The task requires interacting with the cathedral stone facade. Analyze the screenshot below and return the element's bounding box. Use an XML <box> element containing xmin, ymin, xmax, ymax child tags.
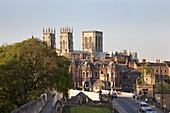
<box><xmin>82</xmin><ymin>30</ymin><xmax>103</xmax><ymax>53</ymax></box>
<box><xmin>60</xmin><ymin>27</ymin><xmax>73</xmax><ymax>54</ymax></box>
<box><xmin>43</xmin><ymin>28</ymin><xmax>56</xmax><ymax>49</ymax></box>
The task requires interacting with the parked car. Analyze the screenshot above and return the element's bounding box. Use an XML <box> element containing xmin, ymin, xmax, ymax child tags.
<box><xmin>145</xmin><ymin>108</ymin><xmax>157</xmax><ymax>113</ymax></box>
<box><xmin>139</xmin><ymin>102</ymin><xmax>148</xmax><ymax>112</ymax></box>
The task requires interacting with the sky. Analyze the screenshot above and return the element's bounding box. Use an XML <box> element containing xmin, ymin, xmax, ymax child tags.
<box><xmin>0</xmin><ymin>0</ymin><xmax>170</xmax><ymax>62</ymax></box>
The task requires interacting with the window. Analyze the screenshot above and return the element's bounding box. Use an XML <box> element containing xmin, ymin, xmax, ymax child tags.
<box><xmin>85</xmin><ymin>37</ymin><xmax>87</xmax><ymax>48</ymax></box>
<box><xmin>160</xmin><ymin>70</ymin><xmax>162</xmax><ymax>73</ymax></box>
<box><xmin>101</xmin><ymin>71</ymin><xmax>103</xmax><ymax>74</ymax></box>
<box><xmin>96</xmin><ymin>64</ymin><xmax>100</xmax><ymax>68</ymax></box>
<box><xmin>86</xmin><ymin>72</ymin><xmax>89</xmax><ymax>78</ymax></box>
<box><xmin>82</xmin><ymin>72</ymin><xmax>85</xmax><ymax>77</ymax></box>
<box><xmin>98</xmin><ymin>64</ymin><xmax>100</xmax><ymax>68</ymax></box>
<box><xmin>95</xmin><ymin>72</ymin><xmax>98</xmax><ymax>77</ymax></box>
<box><xmin>87</xmin><ymin>64</ymin><xmax>90</xmax><ymax>67</ymax></box>
<box><xmin>89</xmin><ymin>37</ymin><xmax>92</xmax><ymax>48</ymax></box>
<box><xmin>156</xmin><ymin>70</ymin><xmax>158</xmax><ymax>73</ymax></box>
<box><xmin>165</xmin><ymin>70</ymin><xmax>166</xmax><ymax>73</ymax></box>
<box><xmin>111</xmin><ymin>72</ymin><xmax>115</xmax><ymax>77</ymax></box>
<box><xmin>63</xmin><ymin>40</ymin><xmax>65</xmax><ymax>49</ymax></box>
<box><xmin>112</xmin><ymin>65</ymin><xmax>115</xmax><ymax>68</ymax></box>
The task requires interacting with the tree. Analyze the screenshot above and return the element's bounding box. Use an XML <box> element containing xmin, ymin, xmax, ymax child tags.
<box><xmin>157</xmin><ymin>82</ymin><xmax>170</xmax><ymax>93</ymax></box>
<box><xmin>137</xmin><ymin>65</ymin><xmax>154</xmax><ymax>85</ymax></box>
<box><xmin>0</xmin><ymin>38</ymin><xmax>72</xmax><ymax>112</ymax></box>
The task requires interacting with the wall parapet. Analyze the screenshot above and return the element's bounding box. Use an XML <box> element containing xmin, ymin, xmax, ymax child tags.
<box><xmin>11</xmin><ymin>93</ymin><xmax>48</xmax><ymax>113</ymax></box>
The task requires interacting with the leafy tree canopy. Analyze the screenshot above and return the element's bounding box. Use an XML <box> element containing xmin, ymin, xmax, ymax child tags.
<box><xmin>0</xmin><ymin>38</ymin><xmax>72</xmax><ymax>112</ymax></box>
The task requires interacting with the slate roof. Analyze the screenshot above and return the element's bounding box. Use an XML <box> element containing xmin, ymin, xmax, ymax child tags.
<box><xmin>94</xmin><ymin>59</ymin><xmax>112</xmax><ymax>66</ymax></box>
<box><xmin>128</xmin><ymin>70</ymin><xmax>141</xmax><ymax>74</ymax></box>
<box><xmin>164</xmin><ymin>61</ymin><xmax>170</xmax><ymax>67</ymax></box>
<box><xmin>150</xmin><ymin>63</ymin><xmax>167</xmax><ymax>66</ymax></box>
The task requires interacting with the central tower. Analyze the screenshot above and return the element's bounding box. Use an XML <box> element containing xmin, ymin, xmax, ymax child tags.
<box><xmin>82</xmin><ymin>30</ymin><xmax>103</xmax><ymax>53</ymax></box>
<box><xmin>60</xmin><ymin>26</ymin><xmax>73</xmax><ymax>54</ymax></box>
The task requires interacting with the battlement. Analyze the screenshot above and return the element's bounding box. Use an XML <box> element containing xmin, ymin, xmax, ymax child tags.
<box><xmin>60</xmin><ymin>26</ymin><xmax>73</xmax><ymax>33</ymax></box>
<box><xmin>43</xmin><ymin>27</ymin><xmax>56</xmax><ymax>35</ymax></box>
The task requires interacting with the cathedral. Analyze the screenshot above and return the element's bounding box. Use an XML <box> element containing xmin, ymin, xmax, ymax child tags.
<box><xmin>43</xmin><ymin>27</ymin><xmax>103</xmax><ymax>59</ymax></box>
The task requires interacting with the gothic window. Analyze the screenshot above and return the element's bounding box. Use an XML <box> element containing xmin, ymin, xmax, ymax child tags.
<box><xmin>85</xmin><ymin>37</ymin><xmax>87</xmax><ymax>49</ymax></box>
<box><xmin>63</xmin><ymin>40</ymin><xmax>65</xmax><ymax>49</ymax></box>
<box><xmin>95</xmin><ymin>37</ymin><xmax>98</xmax><ymax>50</ymax></box>
<box><xmin>89</xmin><ymin>37</ymin><xmax>92</xmax><ymax>48</ymax></box>
<box><xmin>101</xmin><ymin>71</ymin><xmax>103</xmax><ymax>74</ymax></box>
<box><xmin>66</xmin><ymin>42</ymin><xmax>67</xmax><ymax>49</ymax></box>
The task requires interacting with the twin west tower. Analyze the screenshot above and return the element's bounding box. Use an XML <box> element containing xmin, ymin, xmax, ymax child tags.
<box><xmin>43</xmin><ymin>27</ymin><xmax>103</xmax><ymax>55</ymax></box>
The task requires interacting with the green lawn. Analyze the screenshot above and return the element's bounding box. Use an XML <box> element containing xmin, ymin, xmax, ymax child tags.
<box><xmin>69</xmin><ymin>106</ymin><xmax>111</xmax><ymax>113</ymax></box>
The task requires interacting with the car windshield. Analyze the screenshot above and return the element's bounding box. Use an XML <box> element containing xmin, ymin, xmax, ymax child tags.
<box><xmin>141</xmin><ymin>104</ymin><xmax>148</xmax><ymax>107</ymax></box>
<box><xmin>146</xmin><ymin>109</ymin><xmax>153</xmax><ymax>111</ymax></box>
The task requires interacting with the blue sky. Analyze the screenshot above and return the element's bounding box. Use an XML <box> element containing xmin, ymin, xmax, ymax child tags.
<box><xmin>0</xmin><ymin>0</ymin><xmax>170</xmax><ymax>62</ymax></box>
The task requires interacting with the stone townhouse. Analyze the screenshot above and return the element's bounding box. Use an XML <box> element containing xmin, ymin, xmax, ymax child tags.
<box><xmin>69</xmin><ymin>59</ymin><xmax>117</xmax><ymax>91</ymax></box>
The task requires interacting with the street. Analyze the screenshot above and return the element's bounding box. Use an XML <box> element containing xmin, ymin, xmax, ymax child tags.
<box><xmin>113</xmin><ymin>97</ymin><xmax>164</xmax><ymax>113</ymax></box>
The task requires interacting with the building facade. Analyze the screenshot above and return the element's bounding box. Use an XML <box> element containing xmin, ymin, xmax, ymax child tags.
<box><xmin>43</xmin><ymin>28</ymin><xmax>56</xmax><ymax>49</ymax></box>
<box><xmin>60</xmin><ymin>27</ymin><xmax>73</xmax><ymax>54</ymax></box>
<box><xmin>82</xmin><ymin>30</ymin><xmax>103</xmax><ymax>53</ymax></box>
<box><xmin>69</xmin><ymin>59</ymin><xmax>117</xmax><ymax>91</ymax></box>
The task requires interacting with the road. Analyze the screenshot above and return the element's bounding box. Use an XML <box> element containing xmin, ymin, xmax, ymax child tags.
<box><xmin>113</xmin><ymin>97</ymin><xmax>163</xmax><ymax>113</ymax></box>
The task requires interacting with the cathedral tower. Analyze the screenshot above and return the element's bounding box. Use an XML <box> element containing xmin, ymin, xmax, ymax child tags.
<box><xmin>60</xmin><ymin>26</ymin><xmax>73</xmax><ymax>54</ymax></box>
<box><xmin>82</xmin><ymin>30</ymin><xmax>103</xmax><ymax>53</ymax></box>
<box><xmin>43</xmin><ymin>27</ymin><xmax>56</xmax><ymax>49</ymax></box>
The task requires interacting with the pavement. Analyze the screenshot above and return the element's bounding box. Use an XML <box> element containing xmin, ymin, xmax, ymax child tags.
<box><xmin>40</xmin><ymin>100</ymin><xmax>53</xmax><ymax>113</ymax></box>
<box><xmin>128</xmin><ymin>97</ymin><xmax>164</xmax><ymax>113</ymax></box>
<box><xmin>112</xmin><ymin>97</ymin><xmax>164</xmax><ymax>113</ymax></box>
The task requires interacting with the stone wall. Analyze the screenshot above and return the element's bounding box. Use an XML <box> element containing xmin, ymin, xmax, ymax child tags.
<box><xmin>155</xmin><ymin>93</ymin><xmax>170</xmax><ymax>110</ymax></box>
<box><xmin>11</xmin><ymin>93</ymin><xmax>48</xmax><ymax>113</ymax></box>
